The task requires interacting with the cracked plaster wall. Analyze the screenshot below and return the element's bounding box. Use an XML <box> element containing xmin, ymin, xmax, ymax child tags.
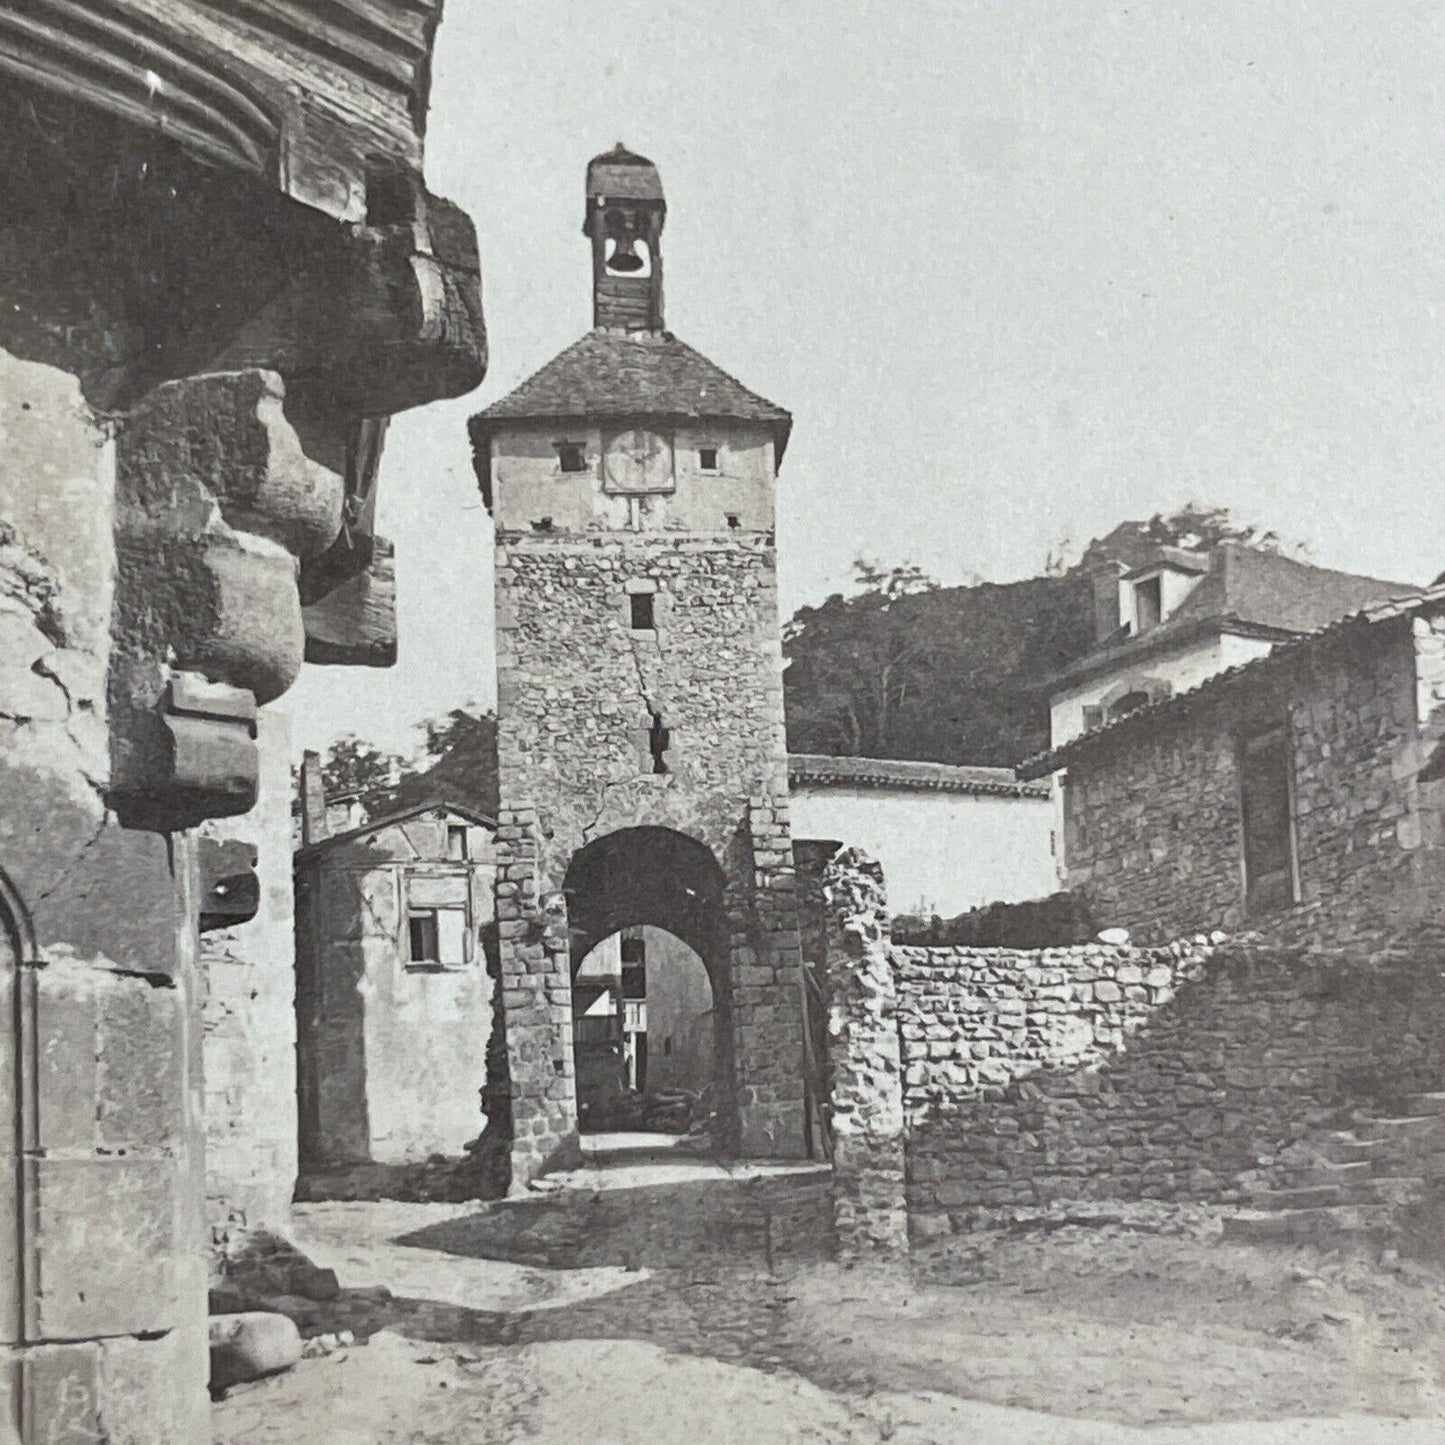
<box><xmin>296</xmin><ymin>815</ymin><xmax>496</xmax><ymax>1169</ymax></box>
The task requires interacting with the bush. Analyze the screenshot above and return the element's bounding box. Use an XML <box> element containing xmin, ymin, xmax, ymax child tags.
<box><xmin>893</xmin><ymin>891</ymin><xmax>1097</xmax><ymax>948</ymax></box>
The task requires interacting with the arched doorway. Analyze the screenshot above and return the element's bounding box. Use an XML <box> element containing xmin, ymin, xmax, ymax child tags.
<box><xmin>571</xmin><ymin>925</ymin><xmax>715</xmax><ymax>1131</ymax></box>
<box><xmin>563</xmin><ymin>827</ymin><xmax>733</xmax><ymax>1141</ymax></box>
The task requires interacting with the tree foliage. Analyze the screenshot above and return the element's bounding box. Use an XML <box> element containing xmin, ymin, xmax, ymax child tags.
<box><xmin>784</xmin><ymin>559</ymin><xmax>1095</xmax><ymax>764</ymax></box>
<box><xmin>300</xmin><ymin>705</ymin><xmax>500</xmax><ymax>822</ymax></box>
<box><xmin>317</xmin><ymin>735</ymin><xmax>400</xmax><ymax>800</ymax></box>
<box><xmin>784</xmin><ymin>505</ymin><xmax>1296</xmax><ymax>767</ymax></box>
<box><xmin>392</xmin><ymin>706</ymin><xmax>499</xmax><ymax>816</ymax></box>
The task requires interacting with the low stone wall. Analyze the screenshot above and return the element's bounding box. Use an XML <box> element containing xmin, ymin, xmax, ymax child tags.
<box><xmin>895</xmin><ymin>939</ymin><xmax>1445</xmax><ymax>1229</ymax></box>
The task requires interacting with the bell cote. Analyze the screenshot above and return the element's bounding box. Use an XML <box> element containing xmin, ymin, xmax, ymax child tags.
<box><xmin>585</xmin><ymin>143</ymin><xmax>666</xmax><ymax>332</ymax></box>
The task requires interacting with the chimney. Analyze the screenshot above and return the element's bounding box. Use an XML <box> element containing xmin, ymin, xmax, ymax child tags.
<box><xmin>300</xmin><ymin>750</ymin><xmax>329</xmax><ymax>846</ymax></box>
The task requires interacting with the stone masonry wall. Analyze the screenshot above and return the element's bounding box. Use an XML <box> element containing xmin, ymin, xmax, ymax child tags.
<box><xmin>494</xmin><ymin>530</ymin><xmax>806</xmax><ymax>1181</ymax></box>
<box><xmin>493</xmin><ymin>805</ymin><xmax>578</xmax><ymax>1186</ymax></box>
<box><xmin>495</xmin><ymin>533</ymin><xmax>792</xmax><ymax>857</ymax></box>
<box><xmin>199</xmin><ymin>709</ymin><xmax>296</xmax><ymax>1268</ymax></box>
<box><xmin>895</xmin><ymin>939</ymin><xmax>1445</xmax><ymax>1230</ymax></box>
<box><xmin>0</xmin><ymin>357</ymin><xmax>209</xmax><ymax>1440</ymax></box>
<box><xmin>820</xmin><ymin>848</ymin><xmax>907</xmax><ymax>1257</ymax></box>
<box><xmin>1063</xmin><ymin>619</ymin><xmax>1441</xmax><ymax>949</ymax></box>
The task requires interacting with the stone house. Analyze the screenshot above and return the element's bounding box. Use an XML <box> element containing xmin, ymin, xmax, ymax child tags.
<box><xmin>787</xmin><ymin>754</ymin><xmax>1056</xmax><ymax>916</ymax></box>
<box><xmin>1023</xmin><ymin>586</ymin><xmax>1445</xmax><ymax>947</ymax></box>
<box><xmin>294</xmin><ymin>801</ymin><xmax>498</xmax><ymax>1171</ymax></box>
<box><xmin>1048</xmin><ymin>542</ymin><xmax>1418</xmax><ymax>749</ymax></box>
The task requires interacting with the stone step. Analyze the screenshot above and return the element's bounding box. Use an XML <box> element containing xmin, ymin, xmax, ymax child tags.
<box><xmin>1352</xmin><ymin>1113</ymin><xmax>1445</xmax><ymax>1139</ymax></box>
<box><xmin>1280</xmin><ymin>1159</ymin><xmax>1375</xmax><ymax>1187</ymax></box>
<box><xmin>1253</xmin><ymin>1178</ymin><xmax>1424</xmax><ymax>1211</ymax></box>
<box><xmin>1321</xmin><ymin>1134</ymin><xmax>1393</xmax><ymax>1164</ymax></box>
<box><xmin>1399</xmin><ymin>1092</ymin><xmax>1445</xmax><ymax>1118</ymax></box>
<box><xmin>1374</xmin><ymin>1149</ymin><xmax>1445</xmax><ymax>1180</ymax></box>
<box><xmin>1223</xmin><ymin>1205</ymin><xmax>1394</xmax><ymax>1245</ymax></box>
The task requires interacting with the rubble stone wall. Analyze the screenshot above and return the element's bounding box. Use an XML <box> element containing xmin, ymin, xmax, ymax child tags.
<box><xmin>1062</xmin><ymin>618</ymin><xmax>1445</xmax><ymax>949</ymax></box>
<box><xmin>495</xmin><ymin>533</ymin><xmax>792</xmax><ymax>857</ymax></box>
<box><xmin>894</xmin><ymin>939</ymin><xmax>1445</xmax><ymax>1229</ymax></box>
<box><xmin>819</xmin><ymin>848</ymin><xmax>907</xmax><ymax>1257</ymax></box>
<box><xmin>199</xmin><ymin>710</ymin><xmax>297</xmax><ymax>1265</ymax></box>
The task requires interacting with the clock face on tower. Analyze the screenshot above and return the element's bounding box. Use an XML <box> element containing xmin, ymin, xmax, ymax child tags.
<box><xmin>602</xmin><ymin>428</ymin><xmax>675</xmax><ymax>494</ymax></box>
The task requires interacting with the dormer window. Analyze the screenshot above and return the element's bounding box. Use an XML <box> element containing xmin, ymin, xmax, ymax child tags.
<box><xmin>555</xmin><ymin>441</ymin><xmax>587</xmax><ymax>473</ymax></box>
<box><xmin>698</xmin><ymin>445</ymin><xmax>719</xmax><ymax>472</ymax></box>
<box><xmin>1133</xmin><ymin>575</ymin><xmax>1163</xmax><ymax>633</ymax></box>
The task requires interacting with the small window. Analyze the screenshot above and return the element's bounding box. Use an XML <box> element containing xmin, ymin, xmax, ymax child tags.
<box><xmin>726</xmin><ymin>513</ymin><xmax>741</xmax><ymax>530</ymax></box>
<box><xmin>620</xmin><ymin>935</ymin><xmax>645</xmax><ymax>966</ymax></box>
<box><xmin>555</xmin><ymin>442</ymin><xmax>586</xmax><ymax>473</ymax></box>
<box><xmin>408</xmin><ymin>908</ymin><xmax>468</xmax><ymax>967</ymax></box>
<box><xmin>446</xmin><ymin>825</ymin><xmax>468</xmax><ymax>861</ymax></box>
<box><xmin>408</xmin><ymin>912</ymin><xmax>438</xmax><ymax>963</ymax></box>
<box><xmin>698</xmin><ymin>446</ymin><xmax>719</xmax><ymax>472</ymax></box>
<box><xmin>1134</xmin><ymin>576</ymin><xmax>1163</xmax><ymax>632</ymax></box>
<box><xmin>629</xmin><ymin>593</ymin><xmax>655</xmax><ymax>630</ymax></box>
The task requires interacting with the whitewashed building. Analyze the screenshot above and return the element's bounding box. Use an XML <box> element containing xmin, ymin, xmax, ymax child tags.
<box><xmin>787</xmin><ymin>754</ymin><xmax>1056</xmax><ymax>917</ymax></box>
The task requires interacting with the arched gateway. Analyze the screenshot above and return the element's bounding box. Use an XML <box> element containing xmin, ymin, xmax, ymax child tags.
<box><xmin>474</xmin><ymin>147</ymin><xmax>811</xmax><ymax>1185</ymax></box>
<box><xmin>565</xmin><ymin>827</ymin><xmax>732</xmax><ymax>1134</ymax></box>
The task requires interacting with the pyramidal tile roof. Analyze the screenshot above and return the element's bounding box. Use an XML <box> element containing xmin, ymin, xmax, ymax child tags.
<box><xmin>469</xmin><ymin>329</ymin><xmax>793</xmax><ymax>461</ymax></box>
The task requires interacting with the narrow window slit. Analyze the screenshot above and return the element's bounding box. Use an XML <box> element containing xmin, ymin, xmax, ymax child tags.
<box><xmin>630</xmin><ymin>592</ymin><xmax>655</xmax><ymax>630</ymax></box>
<box><xmin>648</xmin><ymin>711</ymin><xmax>670</xmax><ymax>774</ymax></box>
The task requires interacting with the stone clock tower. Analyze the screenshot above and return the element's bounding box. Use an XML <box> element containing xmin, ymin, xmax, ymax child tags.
<box><xmin>470</xmin><ymin>146</ymin><xmax>810</xmax><ymax>1185</ymax></box>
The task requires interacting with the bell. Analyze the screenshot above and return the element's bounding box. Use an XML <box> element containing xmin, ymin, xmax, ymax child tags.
<box><xmin>607</xmin><ymin>235</ymin><xmax>645</xmax><ymax>273</ymax></box>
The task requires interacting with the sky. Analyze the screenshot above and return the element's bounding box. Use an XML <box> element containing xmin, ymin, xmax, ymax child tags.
<box><xmin>284</xmin><ymin>0</ymin><xmax>1445</xmax><ymax>757</ymax></box>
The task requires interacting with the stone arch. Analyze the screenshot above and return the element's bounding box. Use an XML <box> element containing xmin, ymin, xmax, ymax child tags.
<box><xmin>1099</xmin><ymin>675</ymin><xmax>1172</xmax><ymax>725</ymax></box>
<box><xmin>563</xmin><ymin>827</ymin><xmax>735</xmax><ymax>1138</ymax></box>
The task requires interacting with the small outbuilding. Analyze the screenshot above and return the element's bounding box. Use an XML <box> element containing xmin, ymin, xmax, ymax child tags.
<box><xmin>294</xmin><ymin>799</ymin><xmax>497</xmax><ymax>1171</ymax></box>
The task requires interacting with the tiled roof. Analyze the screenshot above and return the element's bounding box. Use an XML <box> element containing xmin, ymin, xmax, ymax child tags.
<box><xmin>296</xmin><ymin>798</ymin><xmax>495</xmax><ymax>860</ymax></box>
<box><xmin>469</xmin><ymin>329</ymin><xmax>793</xmax><ymax>461</ymax></box>
<box><xmin>788</xmin><ymin>754</ymin><xmax>1049</xmax><ymax>799</ymax></box>
<box><xmin>1050</xmin><ymin>544</ymin><xmax>1420</xmax><ymax>691</ymax></box>
<box><xmin>586</xmin><ymin>144</ymin><xmax>665</xmax><ymax>206</ymax></box>
<box><xmin>1022</xmin><ymin>584</ymin><xmax>1445</xmax><ymax>778</ymax></box>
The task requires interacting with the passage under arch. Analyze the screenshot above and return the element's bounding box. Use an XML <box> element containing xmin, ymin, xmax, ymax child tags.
<box><xmin>563</xmin><ymin>826</ymin><xmax>726</xmax><ymax>973</ymax></box>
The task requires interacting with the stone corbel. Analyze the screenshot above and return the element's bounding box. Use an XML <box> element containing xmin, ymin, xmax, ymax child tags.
<box><xmin>108</xmin><ymin>370</ymin><xmax>343</xmax><ymax>829</ymax></box>
<box><xmin>197</xmin><ymin>835</ymin><xmax>261</xmax><ymax>933</ymax></box>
